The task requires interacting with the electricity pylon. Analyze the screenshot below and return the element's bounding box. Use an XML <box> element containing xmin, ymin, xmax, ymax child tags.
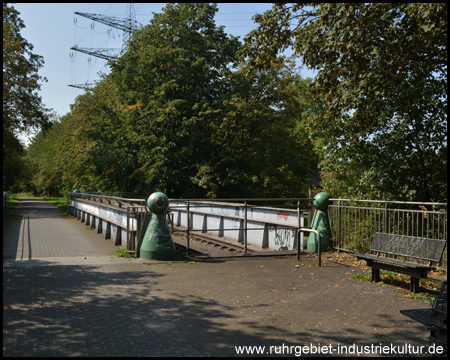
<box><xmin>69</xmin><ymin>4</ymin><xmax>139</xmax><ymax>89</ymax></box>
<box><xmin>70</xmin><ymin>46</ymin><xmax>120</xmax><ymax>61</ymax></box>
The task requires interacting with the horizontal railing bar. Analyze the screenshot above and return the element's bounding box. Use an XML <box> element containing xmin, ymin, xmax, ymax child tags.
<box><xmin>169</xmin><ymin>197</ymin><xmax>313</xmax><ymax>202</ymax></box>
<box><xmin>71</xmin><ymin>192</ymin><xmax>146</xmax><ymax>203</ymax></box>
<box><xmin>171</xmin><ymin>209</ymin><xmax>301</xmax><ymax>227</ymax></box>
<box><xmin>179</xmin><ymin>226</ymin><xmax>299</xmax><ymax>232</ymax></box>
<box><xmin>169</xmin><ymin>204</ymin><xmax>309</xmax><ymax>211</ymax></box>
<box><xmin>329</xmin><ymin>205</ymin><xmax>447</xmax><ymax>215</ymax></box>
<box><xmin>330</xmin><ymin>198</ymin><xmax>447</xmax><ymax>206</ymax></box>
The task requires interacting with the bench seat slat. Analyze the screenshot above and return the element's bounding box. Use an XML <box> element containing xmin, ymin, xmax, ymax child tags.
<box><xmin>354</xmin><ymin>253</ymin><xmax>432</xmax><ymax>269</ymax></box>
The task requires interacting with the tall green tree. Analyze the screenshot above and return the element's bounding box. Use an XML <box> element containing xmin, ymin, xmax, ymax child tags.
<box><xmin>243</xmin><ymin>3</ymin><xmax>447</xmax><ymax>201</ymax></box>
<box><xmin>194</xmin><ymin>59</ymin><xmax>319</xmax><ymax>198</ymax></box>
<box><xmin>24</xmin><ymin>3</ymin><xmax>321</xmax><ymax>199</ymax></box>
<box><xmin>110</xmin><ymin>3</ymin><xmax>242</xmax><ymax>197</ymax></box>
<box><xmin>3</xmin><ymin>3</ymin><xmax>49</xmax><ymax>190</ymax></box>
<box><xmin>27</xmin><ymin>77</ymin><xmax>124</xmax><ymax>196</ymax></box>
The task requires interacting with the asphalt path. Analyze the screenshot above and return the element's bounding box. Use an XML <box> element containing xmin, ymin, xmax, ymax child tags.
<box><xmin>3</xmin><ymin>198</ymin><xmax>438</xmax><ymax>357</ymax></box>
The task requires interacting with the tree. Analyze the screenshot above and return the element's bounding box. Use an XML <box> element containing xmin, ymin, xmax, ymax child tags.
<box><xmin>27</xmin><ymin>78</ymin><xmax>124</xmax><ymax>196</ymax></box>
<box><xmin>3</xmin><ymin>3</ymin><xmax>49</xmax><ymax>190</ymax></box>
<box><xmin>243</xmin><ymin>3</ymin><xmax>447</xmax><ymax>201</ymax></box>
<box><xmin>110</xmin><ymin>3</ymin><xmax>242</xmax><ymax>197</ymax></box>
<box><xmin>194</xmin><ymin>60</ymin><xmax>319</xmax><ymax>198</ymax></box>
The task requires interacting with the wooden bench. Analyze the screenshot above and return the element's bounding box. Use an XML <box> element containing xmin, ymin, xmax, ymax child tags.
<box><xmin>353</xmin><ymin>232</ymin><xmax>447</xmax><ymax>293</ymax></box>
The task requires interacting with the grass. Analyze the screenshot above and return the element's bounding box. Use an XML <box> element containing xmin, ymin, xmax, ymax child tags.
<box><xmin>352</xmin><ymin>269</ymin><xmax>438</xmax><ymax>300</ymax></box>
<box><xmin>42</xmin><ymin>196</ymin><xmax>69</xmax><ymax>215</ymax></box>
<box><xmin>7</xmin><ymin>197</ymin><xmax>19</xmax><ymax>212</ymax></box>
<box><xmin>115</xmin><ymin>247</ymin><xmax>134</xmax><ymax>258</ymax></box>
<box><xmin>8</xmin><ymin>193</ymin><xmax>70</xmax><ymax>215</ymax></box>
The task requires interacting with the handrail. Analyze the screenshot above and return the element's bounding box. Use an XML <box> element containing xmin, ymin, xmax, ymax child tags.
<box><xmin>70</xmin><ymin>192</ymin><xmax>146</xmax><ymax>207</ymax></box>
<box><xmin>330</xmin><ymin>198</ymin><xmax>447</xmax><ymax>206</ymax></box>
<box><xmin>297</xmin><ymin>228</ymin><xmax>321</xmax><ymax>266</ymax></box>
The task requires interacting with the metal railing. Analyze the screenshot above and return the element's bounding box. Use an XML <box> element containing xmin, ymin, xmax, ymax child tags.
<box><xmin>126</xmin><ymin>205</ymin><xmax>151</xmax><ymax>257</ymax></box>
<box><xmin>168</xmin><ymin>197</ymin><xmax>313</xmax><ymax>251</ymax></box>
<box><xmin>68</xmin><ymin>192</ymin><xmax>447</xmax><ymax>270</ymax></box>
<box><xmin>329</xmin><ymin>199</ymin><xmax>447</xmax><ymax>270</ymax></box>
<box><xmin>69</xmin><ymin>192</ymin><xmax>146</xmax><ymax>208</ymax></box>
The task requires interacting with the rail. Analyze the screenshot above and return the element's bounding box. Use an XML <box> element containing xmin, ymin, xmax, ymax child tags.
<box><xmin>68</xmin><ymin>193</ymin><xmax>447</xmax><ymax>270</ymax></box>
<box><xmin>328</xmin><ymin>199</ymin><xmax>447</xmax><ymax>271</ymax></box>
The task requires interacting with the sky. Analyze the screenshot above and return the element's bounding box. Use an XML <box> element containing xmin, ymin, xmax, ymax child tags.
<box><xmin>12</xmin><ymin>3</ymin><xmax>316</xmax><ymax>145</ymax></box>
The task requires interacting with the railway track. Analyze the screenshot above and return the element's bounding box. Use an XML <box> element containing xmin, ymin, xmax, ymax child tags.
<box><xmin>171</xmin><ymin>226</ymin><xmax>297</xmax><ymax>259</ymax></box>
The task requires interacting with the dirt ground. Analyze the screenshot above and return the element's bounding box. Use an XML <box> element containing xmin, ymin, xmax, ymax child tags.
<box><xmin>322</xmin><ymin>250</ymin><xmax>447</xmax><ymax>298</ymax></box>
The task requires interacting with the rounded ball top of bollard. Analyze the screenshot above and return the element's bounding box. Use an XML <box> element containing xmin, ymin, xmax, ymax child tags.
<box><xmin>313</xmin><ymin>192</ymin><xmax>331</xmax><ymax>211</ymax></box>
<box><xmin>147</xmin><ymin>192</ymin><xmax>169</xmax><ymax>215</ymax></box>
<box><xmin>73</xmin><ymin>189</ymin><xmax>81</xmax><ymax>193</ymax></box>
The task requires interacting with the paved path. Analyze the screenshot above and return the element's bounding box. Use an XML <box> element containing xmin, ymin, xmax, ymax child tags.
<box><xmin>3</xmin><ymin>198</ymin><xmax>439</xmax><ymax>357</ymax></box>
<box><xmin>3</xmin><ymin>198</ymin><xmax>116</xmax><ymax>261</ymax></box>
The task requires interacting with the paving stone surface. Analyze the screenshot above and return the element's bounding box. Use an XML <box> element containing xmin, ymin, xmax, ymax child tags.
<box><xmin>3</xmin><ymin>198</ymin><xmax>439</xmax><ymax>357</ymax></box>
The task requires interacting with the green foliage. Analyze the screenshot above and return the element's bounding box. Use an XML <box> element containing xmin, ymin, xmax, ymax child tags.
<box><xmin>244</xmin><ymin>3</ymin><xmax>447</xmax><ymax>201</ymax></box>
<box><xmin>3</xmin><ymin>3</ymin><xmax>49</xmax><ymax>134</ymax></box>
<box><xmin>25</xmin><ymin>3</ymin><xmax>320</xmax><ymax>199</ymax></box>
<box><xmin>353</xmin><ymin>272</ymin><xmax>371</xmax><ymax>283</ymax></box>
<box><xmin>3</xmin><ymin>130</ymin><xmax>28</xmax><ymax>192</ymax></box>
<box><xmin>115</xmin><ymin>247</ymin><xmax>134</xmax><ymax>258</ymax></box>
<box><xmin>41</xmin><ymin>196</ymin><xmax>69</xmax><ymax>215</ymax></box>
<box><xmin>195</xmin><ymin>62</ymin><xmax>318</xmax><ymax>198</ymax></box>
<box><xmin>3</xmin><ymin>4</ymin><xmax>49</xmax><ymax>191</ymax></box>
<box><xmin>26</xmin><ymin>77</ymin><xmax>123</xmax><ymax>196</ymax></box>
<box><xmin>109</xmin><ymin>3</ymin><xmax>243</xmax><ymax>197</ymax></box>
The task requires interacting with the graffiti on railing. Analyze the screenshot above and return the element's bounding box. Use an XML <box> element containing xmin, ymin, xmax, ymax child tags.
<box><xmin>269</xmin><ymin>225</ymin><xmax>295</xmax><ymax>250</ymax></box>
<box><xmin>277</xmin><ymin>211</ymin><xmax>289</xmax><ymax>221</ymax></box>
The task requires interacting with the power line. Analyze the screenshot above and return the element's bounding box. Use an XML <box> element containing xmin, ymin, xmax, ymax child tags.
<box><xmin>69</xmin><ymin>4</ymin><xmax>138</xmax><ymax>89</ymax></box>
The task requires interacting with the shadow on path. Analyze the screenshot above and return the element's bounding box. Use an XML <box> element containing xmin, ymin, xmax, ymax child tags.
<box><xmin>3</xmin><ymin>262</ymin><xmax>300</xmax><ymax>357</ymax></box>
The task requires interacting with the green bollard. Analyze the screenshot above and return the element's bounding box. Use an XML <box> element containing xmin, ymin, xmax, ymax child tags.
<box><xmin>139</xmin><ymin>192</ymin><xmax>176</xmax><ymax>260</ymax></box>
<box><xmin>307</xmin><ymin>192</ymin><xmax>332</xmax><ymax>252</ymax></box>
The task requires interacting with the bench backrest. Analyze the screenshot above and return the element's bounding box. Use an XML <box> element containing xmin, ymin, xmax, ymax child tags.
<box><xmin>371</xmin><ymin>232</ymin><xmax>447</xmax><ymax>263</ymax></box>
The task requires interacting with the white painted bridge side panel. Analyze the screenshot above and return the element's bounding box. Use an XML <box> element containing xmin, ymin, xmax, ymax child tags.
<box><xmin>71</xmin><ymin>199</ymin><xmax>305</xmax><ymax>251</ymax></box>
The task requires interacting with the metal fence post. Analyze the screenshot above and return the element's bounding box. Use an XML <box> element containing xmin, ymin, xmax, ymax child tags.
<box><xmin>186</xmin><ymin>201</ymin><xmax>190</xmax><ymax>251</ymax></box>
<box><xmin>244</xmin><ymin>201</ymin><xmax>248</xmax><ymax>254</ymax></box>
<box><xmin>297</xmin><ymin>201</ymin><xmax>301</xmax><ymax>251</ymax></box>
<box><xmin>337</xmin><ymin>200</ymin><xmax>341</xmax><ymax>251</ymax></box>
